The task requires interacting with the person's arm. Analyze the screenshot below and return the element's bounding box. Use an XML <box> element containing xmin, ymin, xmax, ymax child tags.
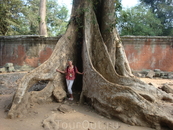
<box><xmin>75</xmin><ymin>67</ymin><xmax>83</xmax><ymax>75</ymax></box>
<box><xmin>56</xmin><ymin>69</ymin><xmax>66</xmax><ymax>74</ymax></box>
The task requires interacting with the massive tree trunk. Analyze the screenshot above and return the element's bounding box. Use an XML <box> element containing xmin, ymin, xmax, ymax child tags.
<box><xmin>8</xmin><ymin>0</ymin><xmax>173</xmax><ymax>129</ymax></box>
<box><xmin>39</xmin><ymin>0</ymin><xmax>48</xmax><ymax>36</ymax></box>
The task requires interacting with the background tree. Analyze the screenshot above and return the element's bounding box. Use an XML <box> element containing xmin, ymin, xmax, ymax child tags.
<box><xmin>140</xmin><ymin>0</ymin><xmax>173</xmax><ymax>35</ymax></box>
<box><xmin>46</xmin><ymin>0</ymin><xmax>69</xmax><ymax>36</ymax></box>
<box><xmin>0</xmin><ymin>0</ymin><xmax>24</xmax><ymax>35</ymax></box>
<box><xmin>6</xmin><ymin>0</ymin><xmax>173</xmax><ymax>129</ymax></box>
<box><xmin>21</xmin><ymin>0</ymin><xmax>40</xmax><ymax>35</ymax></box>
<box><xmin>39</xmin><ymin>0</ymin><xmax>48</xmax><ymax>36</ymax></box>
<box><xmin>0</xmin><ymin>0</ymin><xmax>69</xmax><ymax>36</ymax></box>
<box><xmin>117</xmin><ymin>5</ymin><xmax>163</xmax><ymax>36</ymax></box>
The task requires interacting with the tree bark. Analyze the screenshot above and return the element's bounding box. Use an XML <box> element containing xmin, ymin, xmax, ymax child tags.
<box><xmin>8</xmin><ymin>0</ymin><xmax>173</xmax><ymax>129</ymax></box>
<box><xmin>39</xmin><ymin>0</ymin><xmax>48</xmax><ymax>37</ymax></box>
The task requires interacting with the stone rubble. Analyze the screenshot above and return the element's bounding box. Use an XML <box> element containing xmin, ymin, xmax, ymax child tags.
<box><xmin>133</xmin><ymin>69</ymin><xmax>173</xmax><ymax>79</ymax></box>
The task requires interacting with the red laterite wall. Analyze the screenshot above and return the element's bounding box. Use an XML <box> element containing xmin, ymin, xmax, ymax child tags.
<box><xmin>0</xmin><ymin>36</ymin><xmax>173</xmax><ymax>71</ymax></box>
<box><xmin>122</xmin><ymin>36</ymin><xmax>173</xmax><ymax>72</ymax></box>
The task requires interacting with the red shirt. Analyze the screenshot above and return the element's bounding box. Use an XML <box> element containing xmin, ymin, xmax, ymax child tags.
<box><xmin>65</xmin><ymin>66</ymin><xmax>78</xmax><ymax>80</ymax></box>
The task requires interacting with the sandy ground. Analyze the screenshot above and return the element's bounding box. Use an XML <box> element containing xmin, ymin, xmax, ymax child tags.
<box><xmin>0</xmin><ymin>76</ymin><xmax>173</xmax><ymax>130</ymax></box>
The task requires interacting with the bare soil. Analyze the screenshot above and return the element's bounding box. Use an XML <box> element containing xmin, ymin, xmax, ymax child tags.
<box><xmin>0</xmin><ymin>73</ymin><xmax>173</xmax><ymax>130</ymax></box>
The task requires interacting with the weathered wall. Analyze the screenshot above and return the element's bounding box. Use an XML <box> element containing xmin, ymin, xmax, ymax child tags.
<box><xmin>0</xmin><ymin>35</ymin><xmax>59</xmax><ymax>70</ymax></box>
<box><xmin>122</xmin><ymin>36</ymin><xmax>173</xmax><ymax>72</ymax></box>
<box><xmin>0</xmin><ymin>35</ymin><xmax>173</xmax><ymax>71</ymax></box>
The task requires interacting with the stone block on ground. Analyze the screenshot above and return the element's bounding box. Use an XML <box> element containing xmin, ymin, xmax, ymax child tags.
<box><xmin>141</xmin><ymin>69</ymin><xmax>151</xmax><ymax>75</ymax></box>
<box><xmin>20</xmin><ymin>65</ymin><xmax>33</xmax><ymax>71</ymax></box>
<box><xmin>137</xmin><ymin>73</ymin><xmax>143</xmax><ymax>77</ymax></box>
<box><xmin>0</xmin><ymin>67</ymin><xmax>6</xmax><ymax>73</ymax></box>
<box><xmin>146</xmin><ymin>70</ymin><xmax>155</xmax><ymax>78</ymax></box>
<box><xmin>161</xmin><ymin>76</ymin><xmax>168</xmax><ymax>79</ymax></box>
<box><xmin>5</xmin><ymin>63</ymin><xmax>14</xmax><ymax>67</ymax></box>
<box><xmin>154</xmin><ymin>69</ymin><xmax>161</xmax><ymax>72</ymax></box>
<box><xmin>8</xmin><ymin>66</ymin><xmax>15</xmax><ymax>72</ymax></box>
<box><xmin>133</xmin><ymin>72</ymin><xmax>143</xmax><ymax>77</ymax></box>
<box><xmin>168</xmin><ymin>73</ymin><xmax>173</xmax><ymax>79</ymax></box>
<box><xmin>154</xmin><ymin>72</ymin><xmax>161</xmax><ymax>77</ymax></box>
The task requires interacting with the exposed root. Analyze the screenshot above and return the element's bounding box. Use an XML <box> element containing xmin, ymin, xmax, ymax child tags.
<box><xmin>81</xmin><ymin>1</ymin><xmax>173</xmax><ymax>129</ymax></box>
<box><xmin>8</xmin><ymin>21</ymin><xmax>79</xmax><ymax>118</ymax></box>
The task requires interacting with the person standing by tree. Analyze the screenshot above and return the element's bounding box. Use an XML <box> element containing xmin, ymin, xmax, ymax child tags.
<box><xmin>56</xmin><ymin>60</ymin><xmax>83</xmax><ymax>100</ymax></box>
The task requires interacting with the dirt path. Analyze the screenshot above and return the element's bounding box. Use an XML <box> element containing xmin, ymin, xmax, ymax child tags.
<box><xmin>0</xmin><ymin>95</ymin><xmax>155</xmax><ymax>130</ymax></box>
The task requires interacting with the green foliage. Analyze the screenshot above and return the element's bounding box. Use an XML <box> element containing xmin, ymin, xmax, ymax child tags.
<box><xmin>20</xmin><ymin>0</ymin><xmax>40</xmax><ymax>35</ymax></box>
<box><xmin>140</xmin><ymin>0</ymin><xmax>173</xmax><ymax>36</ymax></box>
<box><xmin>47</xmin><ymin>0</ymin><xmax>69</xmax><ymax>36</ymax></box>
<box><xmin>0</xmin><ymin>0</ymin><xmax>24</xmax><ymax>35</ymax></box>
<box><xmin>117</xmin><ymin>5</ymin><xmax>163</xmax><ymax>36</ymax></box>
<box><xmin>115</xmin><ymin>0</ymin><xmax>122</xmax><ymax>12</ymax></box>
<box><xmin>0</xmin><ymin>0</ymin><xmax>69</xmax><ymax>36</ymax></box>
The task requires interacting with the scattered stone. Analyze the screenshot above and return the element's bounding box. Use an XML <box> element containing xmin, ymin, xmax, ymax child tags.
<box><xmin>5</xmin><ymin>63</ymin><xmax>15</xmax><ymax>72</ymax></box>
<box><xmin>146</xmin><ymin>70</ymin><xmax>155</xmax><ymax>78</ymax></box>
<box><xmin>0</xmin><ymin>67</ymin><xmax>6</xmax><ymax>73</ymax></box>
<box><xmin>154</xmin><ymin>69</ymin><xmax>161</xmax><ymax>72</ymax></box>
<box><xmin>141</xmin><ymin>69</ymin><xmax>150</xmax><ymax>75</ymax></box>
<box><xmin>168</xmin><ymin>73</ymin><xmax>173</xmax><ymax>79</ymax></box>
<box><xmin>5</xmin><ymin>63</ymin><xmax>13</xmax><ymax>67</ymax></box>
<box><xmin>161</xmin><ymin>76</ymin><xmax>168</xmax><ymax>79</ymax></box>
<box><xmin>154</xmin><ymin>72</ymin><xmax>161</xmax><ymax>77</ymax></box>
<box><xmin>160</xmin><ymin>72</ymin><xmax>165</xmax><ymax>77</ymax></box>
<box><xmin>135</xmin><ymin>73</ymin><xmax>143</xmax><ymax>78</ymax></box>
<box><xmin>132</xmin><ymin>69</ymin><xmax>173</xmax><ymax>79</ymax></box>
<box><xmin>20</xmin><ymin>65</ymin><xmax>33</xmax><ymax>71</ymax></box>
<box><xmin>8</xmin><ymin>67</ymin><xmax>15</xmax><ymax>72</ymax></box>
<box><xmin>57</xmin><ymin>105</ymin><xmax>73</xmax><ymax>113</ymax></box>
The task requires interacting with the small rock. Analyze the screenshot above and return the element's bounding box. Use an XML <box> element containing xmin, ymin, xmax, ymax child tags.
<box><xmin>168</xmin><ymin>73</ymin><xmax>173</xmax><ymax>79</ymax></box>
<box><xmin>154</xmin><ymin>72</ymin><xmax>161</xmax><ymax>77</ymax></box>
<box><xmin>154</xmin><ymin>69</ymin><xmax>161</xmax><ymax>72</ymax></box>
<box><xmin>57</xmin><ymin>105</ymin><xmax>72</xmax><ymax>113</ymax></box>
<box><xmin>141</xmin><ymin>69</ymin><xmax>150</xmax><ymax>75</ymax></box>
<box><xmin>5</xmin><ymin>63</ymin><xmax>14</xmax><ymax>67</ymax></box>
<box><xmin>8</xmin><ymin>66</ymin><xmax>15</xmax><ymax>72</ymax></box>
<box><xmin>0</xmin><ymin>67</ymin><xmax>6</xmax><ymax>73</ymax></box>
<box><xmin>146</xmin><ymin>70</ymin><xmax>155</xmax><ymax>78</ymax></box>
<box><xmin>161</xmin><ymin>76</ymin><xmax>168</xmax><ymax>79</ymax></box>
<box><xmin>135</xmin><ymin>73</ymin><xmax>143</xmax><ymax>77</ymax></box>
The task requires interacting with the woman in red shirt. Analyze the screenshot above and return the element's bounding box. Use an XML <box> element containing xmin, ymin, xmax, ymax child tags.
<box><xmin>56</xmin><ymin>60</ymin><xmax>83</xmax><ymax>100</ymax></box>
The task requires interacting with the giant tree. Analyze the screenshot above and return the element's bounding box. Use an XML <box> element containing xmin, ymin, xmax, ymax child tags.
<box><xmin>8</xmin><ymin>0</ymin><xmax>173</xmax><ymax>129</ymax></box>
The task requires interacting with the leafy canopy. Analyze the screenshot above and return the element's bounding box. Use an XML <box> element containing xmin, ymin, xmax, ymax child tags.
<box><xmin>0</xmin><ymin>0</ymin><xmax>69</xmax><ymax>36</ymax></box>
<box><xmin>139</xmin><ymin>0</ymin><xmax>173</xmax><ymax>35</ymax></box>
<box><xmin>0</xmin><ymin>0</ymin><xmax>24</xmax><ymax>35</ymax></box>
<box><xmin>117</xmin><ymin>5</ymin><xmax>163</xmax><ymax>36</ymax></box>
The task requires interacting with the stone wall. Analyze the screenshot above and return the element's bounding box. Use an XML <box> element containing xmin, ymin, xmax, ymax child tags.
<box><xmin>0</xmin><ymin>35</ymin><xmax>173</xmax><ymax>72</ymax></box>
<box><xmin>122</xmin><ymin>36</ymin><xmax>173</xmax><ymax>72</ymax></box>
<box><xmin>0</xmin><ymin>35</ymin><xmax>59</xmax><ymax>71</ymax></box>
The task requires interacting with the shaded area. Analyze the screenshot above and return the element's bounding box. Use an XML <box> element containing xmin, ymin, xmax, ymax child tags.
<box><xmin>28</xmin><ymin>80</ymin><xmax>49</xmax><ymax>92</ymax></box>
